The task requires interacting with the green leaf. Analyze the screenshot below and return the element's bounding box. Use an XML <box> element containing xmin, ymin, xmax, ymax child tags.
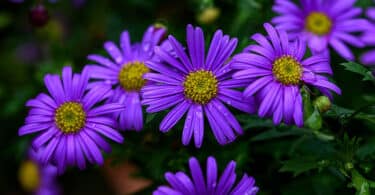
<box><xmin>351</xmin><ymin>170</ymin><xmax>371</xmax><ymax>195</ymax></box>
<box><xmin>237</xmin><ymin>115</ymin><xmax>274</xmax><ymax>129</ymax></box>
<box><xmin>340</xmin><ymin>62</ymin><xmax>374</xmax><ymax>81</ymax></box>
<box><xmin>302</xmin><ymin>86</ymin><xmax>314</xmax><ymax>119</ymax></box>
<box><xmin>357</xmin><ymin>137</ymin><xmax>375</xmax><ymax>159</ymax></box>
<box><xmin>250</xmin><ymin>127</ymin><xmax>304</xmax><ymax>142</ymax></box>
<box><xmin>279</xmin><ymin>157</ymin><xmax>325</xmax><ymax>176</ymax></box>
<box><xmin>305</xmin><ymin>107</ymin><xmax>323</xmax><ymax>130</ymax></box>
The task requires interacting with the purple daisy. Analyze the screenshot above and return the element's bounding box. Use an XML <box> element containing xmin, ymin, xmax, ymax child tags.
<box><xmin>87</xmin><ymin>25</ymin><xmax>167</xmax><ymax>131</ymax></box>
<box><xmin>231</xmin><ymin>23</ymin><xmax>341</xmax><ymax>127</ymax></box>
<box><xmin>19</xmin><ymin>148</ymin><xmax>60</xmax><ymax>195</ymax></box>
<box><xmin>153</xmin><ymin>156</ymin><xmax>259</xmax><ymax>195</ymax></box>
<box><xmin>361</xmin><ymin>3</ymin><xmax>375</xmax><ymax>65</ymax></box>
<box><xmin>18</xmin><ymin>66</ymin><xmax>124</xmax><ymax>172</ymax></box>
<box><xmin>141</xmin><ymin>24</ymin><xmax>255</xmax><ymax>147</ymax></box>
<box><xmin>272</xmin><ymin>0</ymin><xmax>369</xmax><ymax>60</ymax></box>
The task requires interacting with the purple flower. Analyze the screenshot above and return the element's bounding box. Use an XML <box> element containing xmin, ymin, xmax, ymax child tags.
<box><xmin>18</xmin><ymin>66</ymin><xmax>124</xmax><ymax>172</ymax></box>
<box><xmin>141</xmin><ymin>25</ymin><xmax>255</xmax><ymax>147</ymax></box>
<box><xmin>272</xmin><ymin>0</ymin><xmax>369</xmax><ymax>60</ymax></box>
<box><xmin>153</xmin><ymin>156</ymin><xmax>259</xmax><ymax>195</ymax></box>
<box><xmin>19</xmin><ymin>149</ymin><xmax>60</xmax><ymax>195</ymax></box>
<box><xmin>87</xmin><ymin>25</ymin><xmax>167</xmax><ymax>131</ymax></box>
<box><xmin>231</xmin><ymin>23</ymin><xmax>341</xmax><ymax>127</ymax></box>
<box><xmin>361</xmin><ymin>3</ymin><xmax>375</xmax><ymax>66</ymax></box>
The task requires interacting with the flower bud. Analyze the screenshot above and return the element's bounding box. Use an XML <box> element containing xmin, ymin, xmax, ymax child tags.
<box><xmin>197</xmin><ymin>6</ymin><xmax>220</xmax><ymax>24</ymax></box>
<box><xmin>29</xmin><ymin>4</ymin><xmax>49</xmax><ymax>27</ymax></box>
<box><xmin>313</xmin><ymin>96</ymin><xmax>331</xmax><ymax>113</ymax></box>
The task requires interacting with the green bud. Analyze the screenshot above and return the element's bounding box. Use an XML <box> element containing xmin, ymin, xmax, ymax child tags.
<box><xmin>313</xmin><ymin>96</ymin><xmax>331</xmax><ymax>113</ymax></box>
<box><xmin>345</xmin><ymin>162</ymin><xmax>354</xmax><ymax>170</ymax></box>
<box><xmin>197</xmin><ymin>7</ymin><xmax>220</xmax><ymax>24</ymax></box>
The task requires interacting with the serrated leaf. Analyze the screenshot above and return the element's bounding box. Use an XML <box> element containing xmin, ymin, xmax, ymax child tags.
<box><xmin>340</xmin><ymin>62</ymin><xmax>374</xmax><ymax>81</ymax></box>
<box><xmin>250</xmin><ymin>127</ymin><xmax>304</xmax><ymax>142</ymax></box>
<box><xmin>351</xmin><ymin>170</ymin><xmax>371</xmax><ymax>195</ymax></box>
<box><xmin>325</xmin><ymin>104</ymin><xmax>354</xmax><ymax>118</ymax></box>
<box><xmin>237</xmin><ymin>115</ymin><xmax>274</xmax><ymax>129</ymax></box>
<box><xmin>357</xmin><ymin>137</ymin><xmax>375</xmax><ymax>159</ymax></box>
<box><xmin>279</xmin><ymin>157</ymin><xmax>321</xmax><ymax>176</ymax></box>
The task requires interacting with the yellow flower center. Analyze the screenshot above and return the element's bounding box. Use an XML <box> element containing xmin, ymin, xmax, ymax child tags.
<box><xmin>19</xmin><ymin>160</ymin><xmax>40</xmax><ymax>192</ymax></box>
<box><xmin>183</xmin><ymin>70</ymin><xmax>218</xmax><ymax>104</ymax></box>
<box><xmin>118</xmin><ymin>61</ymin><xmax>149</xmax><ymax>91</ymax></box>
<box><xmin>272</xmin><ymin>55</ymin><xmax>302</xmax><ymax>85</ymax></box>
<box><xmin>305</xmin><ymin>12</ymin><xmax>332</xmax><ymax>35</ymax></box>
<box><xmin>55</xmin><ymin>102</ymin><xmax>86</xmax><ymax>134</ymax></box>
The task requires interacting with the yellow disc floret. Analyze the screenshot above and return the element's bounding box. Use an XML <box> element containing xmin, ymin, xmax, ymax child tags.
<box><xmin>272</xmin><ymin>55</ymin><xmax>302</xmax><ymax>85</ymax></box>
<box><xmin>118</xmin><ymin>61</ymin><xmax>149</xmax><ymax>91</ymax></box>
<box><xmin>305</xmin><ymin>12</ymin><xmax>332</xmax><ymax>35</ymax></box>
<box><xmin>55</xmin><ymin>102</ymin><xmax>86</xmax><ymax>133</ymax></box>
<box><xmin>183</xmin><ymin>70</ymin><xmax>218</xmax><ymax>104</ymax></box>
<box><xmin>19</xmin><ymin>160</ymin><xmax>40</xmax><ymax>192</ymax></box>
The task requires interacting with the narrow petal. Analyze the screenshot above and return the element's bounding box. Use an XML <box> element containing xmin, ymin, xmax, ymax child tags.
<box><xmin>189</xmin><ymin>157</ymin><xmax>207</xmax><ymax>194</ymax></box>
<box><xmin>104</xmin><ymin>41</ymin><xmax>124</xmax><ymax>64</ymax></box>
<box><xmin>160</xmin><ymin>100</ymin><xmax>191</xmax><ymax>132</ymax></box>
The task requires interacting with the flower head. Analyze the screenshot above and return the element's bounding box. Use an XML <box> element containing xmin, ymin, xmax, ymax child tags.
<box><xmin>19</xmin><ymin>149</ymin><xmax>60</xmax><ymax>195</ymax></box>
<box><xmin>361</xmin><ymin>3</ymin><xmax>375</xmax><ymax>66</ymax></box>
<box><xmin>231</xmin><ymin>23</ymin><xmax>341</xmax><ymax>127</ymax></box>
<box><xmin>18</xmin><ymin>66</ymin><xmax>124</xmax><ymax>172</ymax></box>
<box><xmin>142</xmin><ymin>24</ymin><xmax>255</xmax><ymax>147</ymax></box>
<box><xmin>87</xmin><ymin>25</ymin><xmax>167</xmax><ymax>131</ymax></box>
<box><xmin>153</xmin><ymin>156</ymin><xmax>259</xmax><ymax>195</ymax></box>
<box><xmin>272</xmin><ymin>0</ymin><xmax>370</xmax><ymax>60</ymax></box>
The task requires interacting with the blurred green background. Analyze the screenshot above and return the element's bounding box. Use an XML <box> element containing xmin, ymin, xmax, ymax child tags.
<box><xmin>1</xmin><ymin>0</ymin><xmax>375</xmax><ymax>194</ymax></box>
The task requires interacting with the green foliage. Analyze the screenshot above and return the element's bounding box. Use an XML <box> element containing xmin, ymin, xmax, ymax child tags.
<box><xmin>340</xmin><ymin>62</ymin><xmax>375</xmax><ymax>82</ymax></box>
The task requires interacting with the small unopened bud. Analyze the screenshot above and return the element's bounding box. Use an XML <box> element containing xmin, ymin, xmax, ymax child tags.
<box><xmin>345</xmin><ymin>162</ymin><xmax>354</xmax><ymax>171</ymax></box>
<box><xmin>29</xmin><ymin>4</ymin><xmax>49</xmax><ymax>27</ymax></box>
<box><xmin>313</xmin><ymin>96</ymin><xmax>331</xmax><ymax>113</ymax></box>
<box><xmin>153</xmin><ymin>23</ymin><xmax>167</xmax><ymax>42</ymax></box>
<box><xmin>197</xmin><ymin>6</ymin><xmax>220</xmax><ymax>24</ymax></box>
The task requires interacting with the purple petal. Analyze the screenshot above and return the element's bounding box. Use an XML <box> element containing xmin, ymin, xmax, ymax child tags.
<box><xmin>206</xmin><ymin>156</ymin><xmax>218</xmax><ymax>195</ymax></box>
<box><xmin>204</xmin><ymin>104</ymin><xmax>227</xmax><ymax>145</ymax></box>
<box><xmin>160</xmin><ymin>100</ymin><xmax>191</xmax><ymax>132</ymax></box>
<box><xmin>143</xmin><ymin>73</ymin><xmax>181</xmax><ymax>85</ymax></box>
<box><xmin>189</xmin><ymin>157</ymin><xmax>207</xmax><ymax>194</ymax></box>
<box><xmin>79</xmin><ymin>132</ymin><xmax>104</xmax><ymax>165</ymax></box>
<box><xmin>87</xmin><ymin>103</ymin><xmax>125</xmax><ymax>116</ymax></box>
<box><xmin>216</xmin><ymin>161</ymin><xmax>236</xmax><ymax>194</ymax></box>
<box><xmin>168</xmin><ymin>35</ymin><xmax>193</xmax><ymax>71</ymax></box>
<box><xmin>71</xmin><ymin>137</ymin><xmax>86</xmax><ymax>170</ymax></box>
<box><xmin>182</xmin><ymin>105</ymin><xmax>194</xmax><ymax>146</ymax></box>
<box><xmin>85</xmin><ymin>129</ymin><xmax>112</xmax><ymax>153</ymax></box>
<box><xmin>32</xmin><ymin>126</ymin><xmax>60</xmax><ymax>149</ymax></box>
<box><xmin>44</xmin><ymin>74</ymin><xmax>65</xmax><ymax>105</ymax></box>
<box><xmin>66</xmin><ymin>134</ymin><xmax>76</xmax><ymax>166</ymax></box>
<box><xmin>104</xmin><ymin>41</ymin><xmax>124</xmax><ymax>64</ymax></box>
<box><xmin>258</xmin><ymin>82</ymin><xmax>281</xmax><ymax>117</ymax></box>
<box><xmin>145</xmin><ymin>94</ymin><xmax>184</xmax><ymax>113</ymax></box>
<box><xmin>19</xmin><ymin>123</ymin><xmax>51</xmax><ymax>136</ymax></box>
<box><xmin>87</xmin><ymin>54</ymin><xmax>119</xmax><ymax>70</ymax></box>
<box><xmin>243</xmin><ymin>76</ymin><xmax>274</xmax><ymax>98</ymax></box>
<box><xmin>62</xmin><ymin>66</ymin><xmax>73</xmax><ymax>100</ymax></box>
<box><xmin>86</xmin><ymin>123</ymin><xmax>124</xmax><ymax>143</ymax></box>
<box><xmin>154</xmin><ymin>46</ymin><xmax>188</xmax><ymax>73</ymax></box>
<box><xmin>206</xmin><ymin>30</ymin><xmax>223</xmax><ymax>69</ymax></box>
<box><xmin>360</xmin><ymin>50</ymin><xmax>375</xmax><ymax>65</ymax></box>
<box><xmin>293</xmin><ymin>92</ymin><xmax>303</xmax><ymax>127</ymax></box>
<box><xmin>329</xmin><ymin>38</ymin><xmax>354</xmax><ymax>60</ymax></box>
<box><xmin>264</xmin><ymin>23</ymin><xmax>282</xmax><ymax>56</ymax></box>
<box><xmin>120</xmin><ymin>31</ymin><xmax>133</xmax><ymax>60</ymax></box>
